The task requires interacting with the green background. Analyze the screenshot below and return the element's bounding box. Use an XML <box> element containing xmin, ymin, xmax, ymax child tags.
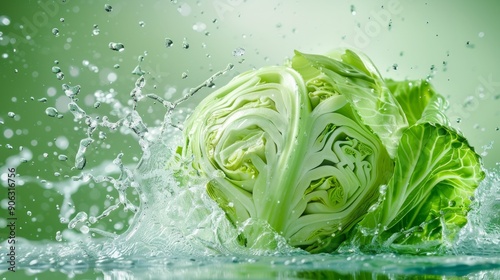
<box><xmin>0</xmin><ymin>0</ymin><xmax>499</xmax><ymax>244</ymax></box>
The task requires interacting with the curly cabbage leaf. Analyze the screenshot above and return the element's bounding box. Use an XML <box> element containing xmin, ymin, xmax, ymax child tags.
<box><xmin>354</xmin><ymin>80</ymin><xmax>485</xmax><ymax>253</ymax></box>
<box><xmin>182</xmin><ymin>63</ymin><xmax>393</xmax><ymax>252</ymax></box>
<box><xmin>178</xmin><ymin>49</ymin><xmax>484</xmax><ymax>254</ymax></box>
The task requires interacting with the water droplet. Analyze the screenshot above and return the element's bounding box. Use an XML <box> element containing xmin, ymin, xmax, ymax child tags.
<box><xmin>392</xmin><ymin>63</ymin><xmax>398</xmax><ymax>70</ymax></box>
<box><xmin>139</xmin><ymin>21</ymin><xmax>145</xmax><ymax>27</ymax></box>
<box><xmin>131</xmin><ymin>65</ymin><xmax>146</xmax><ymax>76</ymax></box>
<box><xmin>60</xmin><ymin>18</ymin><xmax>65</xmax><ymax>22</ymax></box>
<box><xmin>92</xmin><ymin>24</ymin><xmax>100</xmax><ymax>35</ymax></box>
<box><xmin>80</xmin><ymin>225</ymin><xmax>89</xmax><ymax>234</ymax></box>
<box><xmin>232</xmin><ymin>47</ymin><xmax>245</xmax><ymax>57</ymax></box>
<box><xmin>58</xmin><ymin>154</ymin><xmax>68</xmax><ymax>161</ymax></box>
<box><xmin>448</xmin><ymin>200</ymin><xmax>456</xmax><ymax>207</ymax></box>
<box><xmin>350</xmin><ymin>5</ymin><xmax>356</xmax><ymax>15</ymax></box>
<box><xmin>27</xmin><ymin>211</ymin><xmax>32</xmax><ymax>216</ymax></box>
<box><xmin>68</xmin><ymin>102</ymin><xmax>86</xmax><ymax>120</ymax></box>
<box><xmin>94</xmin><ymin>101</ymin><xmax>101</xmax><ymax>108</ymax></box>
<box><xmin>212</xmin><ymin>170</ymin><xmax>225</xmax><ymax>178</ymax></box>
<box><xmin>165</xmin><ymin>38</ymin><xmax>174</xmax><ymax>48</ymax></box>
<box><xmin>99</xmin><ymin>131</ymin><xmax>107</xmax><ymax>139</ymax></box>
<box><xmin>478</xmin><ymin>32</ymin><xmax>485</xmax><ymax>38</ymax></box>
<box><xmin>68</xmin><ymin>211</ymin><xmax>88</xmax><ymax>229</ymax></box>
<box><xmin>89</xmin><ymin>216</ymin><xmax>97</xmax><ymax>224</ymax></box>
<box><xmin>104</xmin><ymin>4</ymin><xmax>113</xmax><ymax>12</ymax></box>
<box><xmin>181</xmin><ymin>72</ymin><xmax>188</xmax><ymax>79</ymax></box>
<box><xmin>52</xmin><ymin>66</ymin><xmax>61</xmax><ymax>73</ymax></box>
<box><xmin>109</xmin><ymin>42</ymin><xmax>125</xmax><ymax>52</ymax></box>
<box><xmin>182</xmin><ymin>38</ymin><xmax>189</xmax><ymax>49</ymax></box>
<box><xmin>55</xmin><ymin>231</ymin><xmax>63</xmax><ymax>241</ymax></box>
<box><xmin>38</xmin><ymin>97</ymin><xmax>48</xmax><ymax>102</ymax></box>
<box><xmin>113</xmin><ymin>64</ymin><xmax>120</xmax><ymax>69</ymax></box>
<box><xmin>52</xmin><ymin>28</ymin><xmax>59</xmax><ymax>37</ymax></box>
<box><xmin>7</xmin><ymin>112</ymin><xmax>16</xmax><ymax>118</ymax></box>
<box><xmin>456</xmin><ymin>117</ymin><xmax>462</xmax><ymax>123</ymax></box>
<box><xmin>45</xmin><ymin>107</ymin><xmax>59</xmax><ymax>117</ymax></box>
<box><xmin>56</xmin><ymin>72</ymin><xmax>65</xmax><ymax>80</ymax></box>
<box><xmin>62</xmin><ymin>84</ymin><xmax>81</xmax><ymax>98</ymax></box>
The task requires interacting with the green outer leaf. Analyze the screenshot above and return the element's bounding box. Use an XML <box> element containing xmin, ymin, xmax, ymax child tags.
<box><xmin>386</xmin><ymin>79</ymin><xmax>451</xmax><ymax>128</ymax></box>
<box><xmin>292</xmin><ymin>50</ymin><xmax>409</xmax><ymax>158</ymax></box>
<box><xmin>356</xmin><ymin>122</ymin><xmax>485</xmax><ymax>250</ymax></box>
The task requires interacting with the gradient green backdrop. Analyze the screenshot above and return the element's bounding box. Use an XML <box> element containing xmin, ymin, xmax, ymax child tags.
<box><xmin>1</xmin><ymin>0</ymin><xmax>499</xmax><ymax>245</ymax></box>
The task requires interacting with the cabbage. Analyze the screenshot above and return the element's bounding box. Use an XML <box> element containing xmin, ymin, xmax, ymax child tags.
<box><xmin>177</xmin><ymin>49</ymin><xmax>484</xmax><ymax>253</ymax></box>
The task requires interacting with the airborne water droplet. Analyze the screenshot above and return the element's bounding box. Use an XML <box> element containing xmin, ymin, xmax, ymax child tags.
<box><xmin>182</xmin><ymin>38</ymin><xmax>189</xmax><ymax>49</ymax></box>
<box><xmin>55</xmin><ymin>231</ymin><xmax>63</xmax><ymax>242</ymax></box>
<box><xmin>52</xmin><ymin>28</ymin><xmax>60</xmax><ymax>37</ymax></box>
<box><xmin>62</xmin><ymin>84</ymin><xmax>81</xmax><ymax>98</ymax></box>
<box><xmin>58</xmin><ymin>154</ymin><xmax>68</xmax><ymax>161</ymax></box>
<box><xmin>45</xmin><ymin>107</ymin><xmax>59</xmax><ymax>117</ymax></box>
<box><xmin>51</xmin><ymin>66</ymin><xmax>61</xmax><ymax>73</ymax></box>
<box><xmin>232</xmin><ymin>47</ymin><xmax>245</xmax><ymax>57</ymax></box>
<box><xmin>104</xmin><ymin>4</ymin><xmax>113</xmax><ymax>12</ymax></box>
<box><xmin>109</xmin><ymin>42</ymin><xmax>125</xmax><ymax>52</ymax></box>
<box><xmin>165</xmin><ymin>38</ymin><xmax>174</xmax><ymax>48</ymax></box>
<box><xmin>7</xmin><ymin>112</ymin><xmax>15</xmax><ymax>118</ymax></box>
<box><xmin>92</xmin><ymin>24</ymin><xmax>100</xmax><ymax>35</ymax></box>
